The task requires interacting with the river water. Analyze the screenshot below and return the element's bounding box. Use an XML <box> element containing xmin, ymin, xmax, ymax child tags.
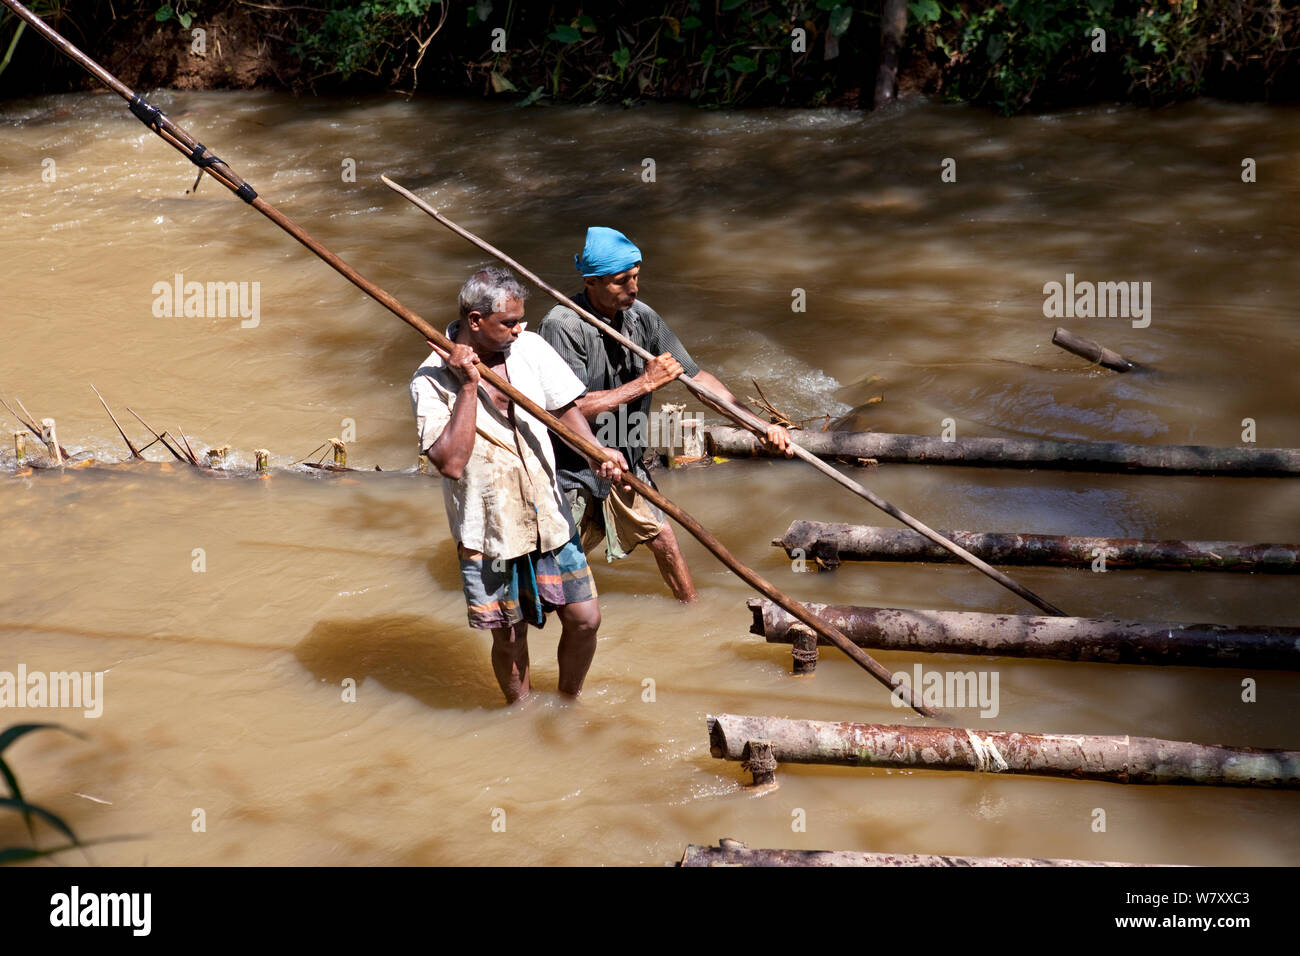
<box><xmin>1</xmin><ymin>91</ymin><xmax>1297</xmax><ymax>866</ymax></box>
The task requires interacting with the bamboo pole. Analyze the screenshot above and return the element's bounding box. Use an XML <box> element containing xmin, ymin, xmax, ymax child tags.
<box><xmin>707</xmin><ymin>714</ymin><xmax>1300</xmax><ymax>789</ymax></box>
<box><xmin>678</xmin><ymin>841</ymin><xmax>1164</xmax><ymax>867</ymax></box>
<box><xmin>706</xmin><ymin>425</ymin><xmax>1300</xmax><ymax>476</ymax></box>
<box><xmin>774</xmin><ymin>521</ymin><xmax>1300</xmax><ymax>573</ymax></box>
<box><xmin>1052</xmin><ymin>327</ymin><xmax>1136</xmax><ymax>372</ymax></box>
<box><xmin>89</xmin><ymin>384</ymin><xmax>143</xmax><ymax>459</ymax></box>
<box><xmin>1</xmin><ymin>0</ymin><xmax>931</xmax><ymax>715</ymax></box>
<box><xmin>748</xmin><ymin>599</ymin><xmax>1300</xmax><ymax>670</ymax></box>
<box><xmin>382</xmin><ymin>176</ymin><xmax>1066</xmax><ymax>618</ymax></box>
<box><xmin>13</xmin><ymin>430</ymin><xmax>25</xmax><ymax>464</ymax></box>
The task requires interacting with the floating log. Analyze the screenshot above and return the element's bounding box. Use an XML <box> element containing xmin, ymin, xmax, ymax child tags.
<box><xmin>707</xmin><ymin>714</ymin><xmax>1300</xmax><ymax>789</ymax></box>
<box><xmin>678</xmin><ymin>841</ymin><xmax>1162</xmax><ymax>867</ymax></box>
<box><xmin>774</xmin><ymin>521</ymin><xmax>1300</xmax><ymax>573</ymax></box>
<box><xmin>1052</xmin><ymin>326</ymin><xmax>1136</xmax><ymax>372</ymax></box>
<box><xmin>748</xmin><ymin>599</ymin><xmax>1300</xmax><ymax>670</ymax></box>
<box><xmin>704</xmin><ymin>425</ymin><xmax>1300</xmax><ymax>477</ymax></box>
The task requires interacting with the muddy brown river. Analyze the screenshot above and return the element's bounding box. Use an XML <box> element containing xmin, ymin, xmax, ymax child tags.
<box><xmin>1</xmin><ymin>92</ymin><xmax>1297</xmax><ymax>865</ymax></box>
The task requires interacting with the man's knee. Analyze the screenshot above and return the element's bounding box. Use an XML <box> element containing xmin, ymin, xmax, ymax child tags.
<box><xmin>645</xmin><ymin>522</ymin><xmax>678</xmax><ymax>555</ymax></box>
<box><xmin>559</xmin><ymin>599</ymin><xmax>601</xmax><ymax>636</ymax></box>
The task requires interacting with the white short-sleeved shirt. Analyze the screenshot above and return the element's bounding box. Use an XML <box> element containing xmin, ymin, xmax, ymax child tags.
<box><xmin>409</xmin><ymin>324</ymin><xmax>586</xmax><ymax>560</ymax></box>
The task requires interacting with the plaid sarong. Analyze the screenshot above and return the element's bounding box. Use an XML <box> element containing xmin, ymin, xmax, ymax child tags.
<box><xmin>459</xmin><ymin>532</ymin><xmax>596</xmax><ymax>630</ymax></box>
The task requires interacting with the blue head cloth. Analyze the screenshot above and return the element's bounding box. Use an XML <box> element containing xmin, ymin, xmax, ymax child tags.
<box><xmin>574</xmin><ymin>226</ymin><xmax>642</xmax><ymax>277</ymax></box>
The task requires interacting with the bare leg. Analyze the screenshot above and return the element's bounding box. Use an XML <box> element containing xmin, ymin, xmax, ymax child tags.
<box><xmin>490</xmin><ymin>620</ymin><xmax>531</xmax><ymax>703</ymax></box>
<box><xmin>554</xmin><ymin>598</ymin><xmax>601</xmax><ymax>697</ymax></box>
<box><xmin>645</xmin><ymin>523</ymin><xmax>697</xmax><ymax>603</ymax></box>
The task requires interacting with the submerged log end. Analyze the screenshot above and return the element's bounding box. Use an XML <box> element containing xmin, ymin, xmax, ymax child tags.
<box><xmin>706</xmin><ymin>715</ymin><xmax>726</xmax><ymax>758</ymax></box>
<box><xmin>746</xmin><ymin>598</ymin><xmax>766</xmax><ymax>636</ymax></box>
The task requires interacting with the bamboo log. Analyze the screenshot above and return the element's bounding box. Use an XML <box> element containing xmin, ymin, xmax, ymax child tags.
<box><xmin>774</xmin><ymin>521</ymin><xmax>1300</xmax><ymax>573</ymax></box>
<box><xmin>1052</xmin><ymin>327</ymin><xmax>1136</xmax><ymax>372</ymax></box>
<box><xmin>678</xmin><ymin>842</ymin><xmax>1162</xmax><ymax>867</ymax></box>
<box><xmin>748</xmin><ymin>599</ymin><xmax>1300</xmax><ymax>670</ymax></box>
<box><xmin>705</xmin><ymin>425</ymin><xmax>1300</xmax><ymax>476</ymax></box>
<box><xmin>707</xmin><ymin>714</ymin><xmax>1300</xmax><ymax>788</ymax></box>
<box><xmin>330</xmin><ymin>438</ymin><xmax>347</xmax><ymax>468</ymax></box>
<box><xmin>13</xmin><ymin>431</ymin><xmax>24</xmax><ymax>464</ymax></box>
<box><xmin>255</xmin><ymin>449</ymin><xmax>269</xmax><ymax>474</ymax></box>
<box><xmin>0</xmin><ymin>0</ymin><xmax>930</xmax><ymax>714</ymax></box>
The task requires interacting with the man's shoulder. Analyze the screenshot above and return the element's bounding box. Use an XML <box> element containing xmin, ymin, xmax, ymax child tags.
<box><xmin>538</xmin><ymin>303</ymin><xmax>592</xmax><ymax>334</ymax></box>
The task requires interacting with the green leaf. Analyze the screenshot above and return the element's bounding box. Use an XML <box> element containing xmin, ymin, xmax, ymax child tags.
<box><xmin>729</xmin><ymin>55</ymin><xmax>758</xmax><ymax>73</ymax></box>
<box><xmin>177</xmin><ymin>11</ymin><xmax>192</xmax><ymax>29</ymax></box>
<box><xmin>907</xmin><ymin>0</ymin><xmax>942</xmax><ymax>24</ymax></box>
<box><xmin>986</xmin><ymin>33</ymin><xmax>1006</xmax><ymax>63</ymax></box>
<box><xmin>612</xmin><ymin>46</ymin><xmax>630</xmax><ymax>70</ymax></box>
<box><xmin>547</xmin><ymin>24</ymin><xmax>581</xmax><ymax>44</ymax></box>
<box><xmin>517</xmin><ymin>87</ymin><xmax>544</xmax><ymax>108</ymax></box>
<box><xmin>721</xmin><ymin>0</ymin><xmax>747</xmax><ymax>9</ymax></box>
<box><xmin>829</xmin><ymin>5</ymin><xmax>852</xmax><ymax>37</ymax></box>
<box><xmin>816</xmin><ymin>0</ymin><xmax>838</xmax><ymax>10</ymax></box>
<box><xmin>681</xmin><ymin>16</ymin><xmax>702</xmax><ymax>30</ymax></box>
<box><xmin>154</xmin><ymin>4</ymin><xmax>173</xmax><ymax>22</ymax></box>
<box><xmin>576</xmin><ymin>14</ymin><xmax>596</xmax><ymax>32</ymax></box>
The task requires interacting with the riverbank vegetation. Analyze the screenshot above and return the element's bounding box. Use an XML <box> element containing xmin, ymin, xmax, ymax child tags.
<box><xmin>2</xmin><ymin>1</ymin><xmax>1296</xmax><ymax>112</ymax></box>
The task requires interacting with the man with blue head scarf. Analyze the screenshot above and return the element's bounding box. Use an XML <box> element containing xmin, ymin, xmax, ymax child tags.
<box><xmin>538</xmin><ymin>227</ymin><xmax>791</xmax><ymax>603</ymax></box>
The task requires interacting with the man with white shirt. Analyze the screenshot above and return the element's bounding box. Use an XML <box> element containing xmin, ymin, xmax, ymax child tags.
<box><xmin>410</xmin><ymin>267</ymin><xmax>628</xmax><ymax>703</ymax></box>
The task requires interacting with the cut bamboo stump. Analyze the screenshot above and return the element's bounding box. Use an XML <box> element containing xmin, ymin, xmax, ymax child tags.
<box><xmin>748</xmin><ymin>599</ymin><xmax>1300</xmax><ymax>670</ymax></box>
<box><xmin>704</xmin><ymin>425</ymin><xmax>1300</xmax><ymax>476</ymax></box>
<box><xmin>678</xmin><ymin>841</ymin><xmax>1167</xmax><ymax>867</ymax></box>
<box><xmin>1052</xmin><ymin>326</ymin><xmax>1136</xmax><ymax>372</ymax></box>
<box><xmin>707</xmin><ymin>714</ymin><xmax>1300</xmax><ymax>789</ymax></box>
<box><xmin>774</xmin><ymin>520</ymin><xmax>1300</xmax><ymax>573</ymax></box>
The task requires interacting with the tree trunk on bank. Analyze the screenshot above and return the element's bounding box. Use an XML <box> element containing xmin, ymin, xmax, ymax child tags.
<box><xmin>704</xmin><ymin>425</ymin><xmax>1300</xmax><ymax>476</ymax></box>
<box><xmin>748</xmin><ymin>599</ymin><xmax>1300</xmax><ymax>669</ymax></box>
<box><xmin>774</xmin><ymin>520</ymin><xmax>1300</xmax><ymax>573</ymax></box>
<box><xmin>707</xmin><ymin>714</ymin><xmax>1300</xmax><ymax>788</ymax></box>
<box><xmin>873</xmin><ymin>0</ymin><xmax>909</xmax><ymax>108</ymax></box>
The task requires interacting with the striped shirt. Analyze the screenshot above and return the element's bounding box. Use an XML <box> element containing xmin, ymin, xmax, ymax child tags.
<box><xmin>538</xmin><ymin>294</ymin><xmax>700</xmax><ymax>498</ymax></box>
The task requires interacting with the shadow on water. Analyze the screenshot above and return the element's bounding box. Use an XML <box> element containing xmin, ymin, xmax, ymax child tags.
<box><xmin>291</xmin><ymin>613</ymin><xmax>503</xmax><ymax>710</ymax></box>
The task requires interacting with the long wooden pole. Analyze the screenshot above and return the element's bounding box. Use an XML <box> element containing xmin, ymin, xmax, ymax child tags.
<box><xmin>708</xmin><ymin>714</ymin><xmax>1300</xmax><ymax>789</ymax></box>
<box><xmin>381</xmin><ymin>176</ymin><xmax>1067</xmax><ymax>619</ymax></box>
<box><xmin>1</xmin><ymin>0</ymin><xmax>933</xmax><ymax>716</ymax></box>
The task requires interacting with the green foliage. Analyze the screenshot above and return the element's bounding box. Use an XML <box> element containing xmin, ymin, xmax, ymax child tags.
<box><xmin>292</xmin><ymin>0</ymin><xmax>438</xmax><ymax>83</ymax></box>
<box><xmin>927</xmin><ymin>0</ymin><xmax>1220</xmax><ymax>113</ymax></box>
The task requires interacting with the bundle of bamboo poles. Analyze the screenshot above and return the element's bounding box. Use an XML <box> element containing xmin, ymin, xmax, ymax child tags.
<box><xmin>705</xmin><ymin>425</ymin><xmax>1300</xmax><ymax>476</ymax></box>
<box><xmin>707</xmin><ymin>714</ymin><xmax>1300</xmax><ymax>789</ymax></box>
<box><xmin>773</xmin><ymin>520</ymin><xmax>1300</xmax><ymax>573</ymax></box>
<box><xmin>748</xmin><ymin>599</ymin><xmax>1300</xmax><ymax>671</ymax></box>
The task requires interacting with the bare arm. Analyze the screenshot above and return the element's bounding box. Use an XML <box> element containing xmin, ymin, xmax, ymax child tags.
<box><xmin>574</xmin><ymin>353</ymin><xmax>684</xmax><ymax>420</ymax></box>
<box><xmin>424</xmin><ymin>346</ymin><xmax>482</xmax><ymax>480</ymax></box>
<box><xmin>691</xmin><ymin>369</ymin><xmax>793</xmax><ymax>457</ymax></box>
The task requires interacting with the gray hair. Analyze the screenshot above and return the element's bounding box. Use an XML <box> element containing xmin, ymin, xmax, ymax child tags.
<box><xmin>458</xmin><ymin>266</ymin><xmax>528</xmax><ymax>319</ymax></box>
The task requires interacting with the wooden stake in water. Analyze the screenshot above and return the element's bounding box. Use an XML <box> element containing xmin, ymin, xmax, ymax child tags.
<box><xmin>330</xmin><ymin>439</ymin><xmax>347</xmax><ymax>468</ymax></box>
<box><xmin>40</xmin><ymin>418</ymin><xmax>64</xmax><ymax>465</ymax></box>
<box><xmin>255</xmin><ymin>449</ymin><xmax>269</xmax><ymax>474</ymax></box>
